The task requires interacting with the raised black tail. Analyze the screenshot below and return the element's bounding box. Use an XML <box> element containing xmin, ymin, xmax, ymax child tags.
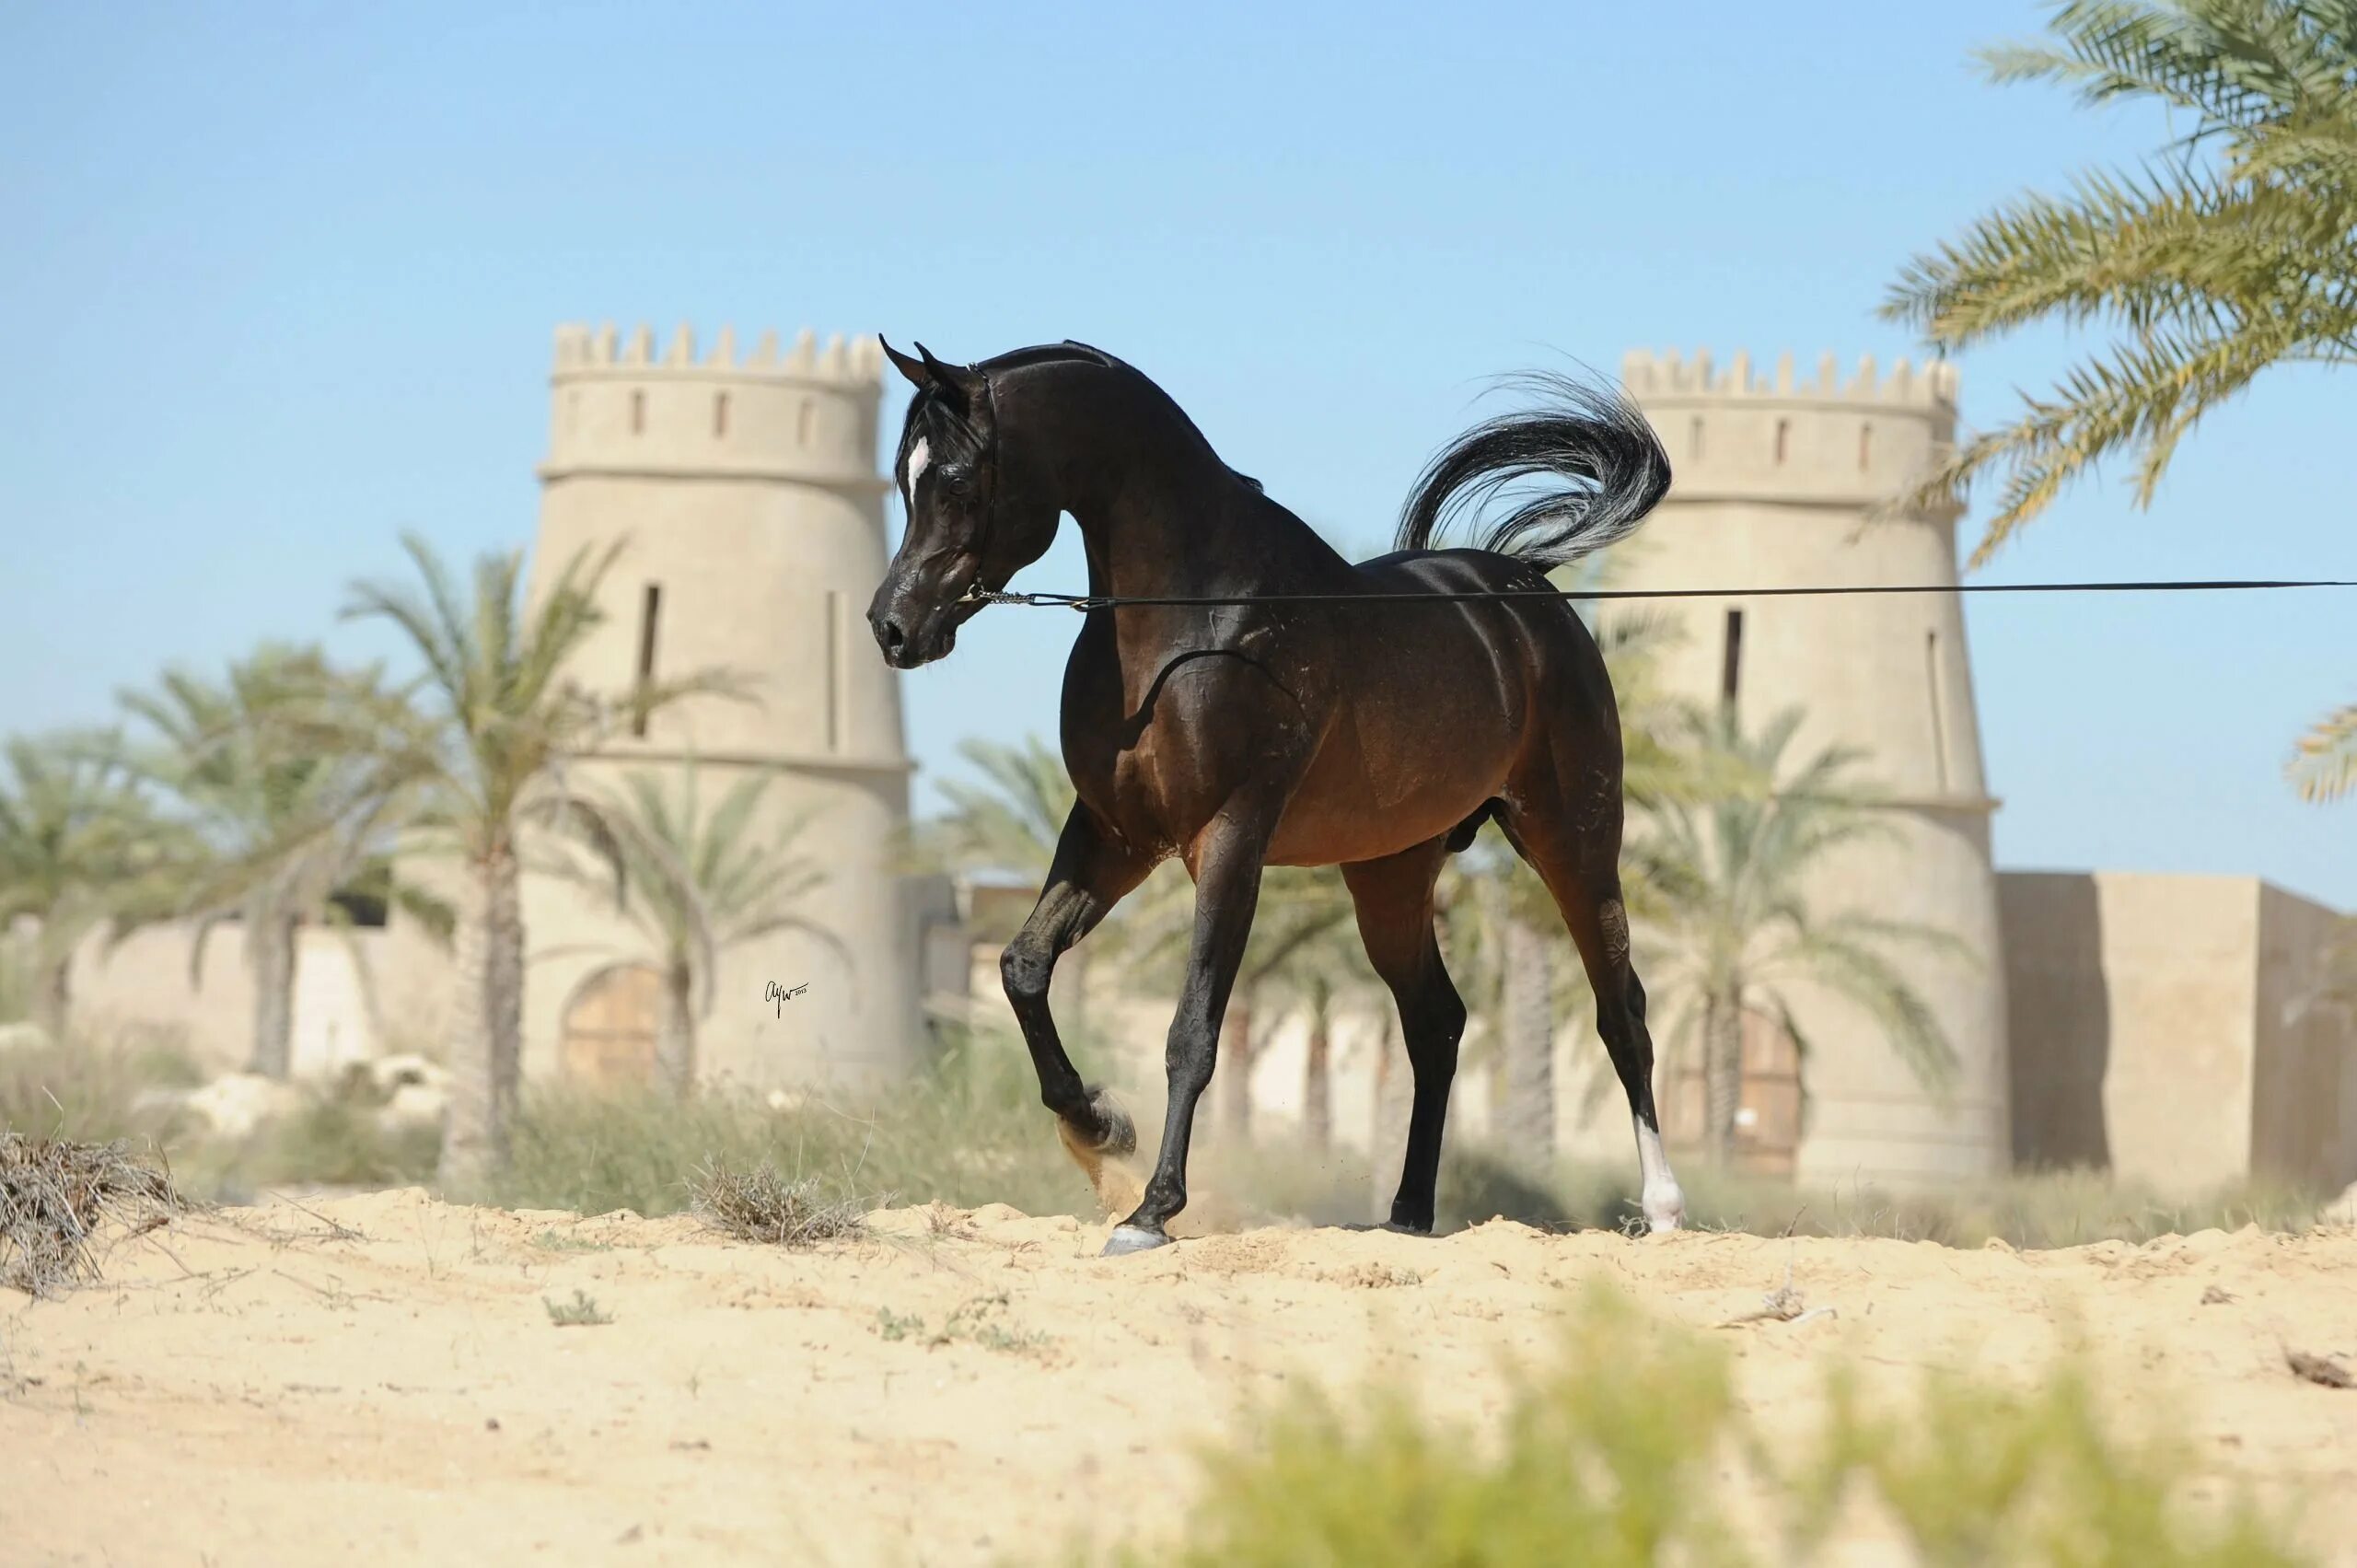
<box><xmin>1395</xmin><ymin>369</ymin><xmax>1671</xmax><ymax>566</ymax></box>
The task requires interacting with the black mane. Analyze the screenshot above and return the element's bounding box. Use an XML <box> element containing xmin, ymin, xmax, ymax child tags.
<box><xmin>927</xmin><ymin>341</ymin><xmax>1264</xmax><ymax>494</ymax></box>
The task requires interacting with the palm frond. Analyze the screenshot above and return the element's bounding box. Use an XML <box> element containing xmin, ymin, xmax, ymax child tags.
<box><xmin>1886</xmin><ymin>0</ymin><xmax>2357</xmax><ymax>559</ymax></box>
<box><xmin>2289</xmin><ymin>700</ymin><xmax>2357</xmax><ymax>801</ymax></box>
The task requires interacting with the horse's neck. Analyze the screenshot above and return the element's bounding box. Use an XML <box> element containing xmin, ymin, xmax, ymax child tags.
<box><xmin>1043</xmin><ymin>382</ymin><xmax>1339</xmax><ymax>600</ymax></box>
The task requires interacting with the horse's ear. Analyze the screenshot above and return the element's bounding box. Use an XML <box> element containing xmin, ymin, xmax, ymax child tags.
<box><xmin>916</xmin><ymin>342</ymin><xmax>987</xmax><ymax>404</ymax></box>
<box><xmin>880</xmin><ymin>336</ymin><xmax>929</xmax><ymax>389</ymax></box>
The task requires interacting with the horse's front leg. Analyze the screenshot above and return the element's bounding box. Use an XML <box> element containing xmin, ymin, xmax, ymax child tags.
<box><xmin>1104</xmin><ymin>810</ymin><xmax>1273</xmax><ymax>1256</ymax></box>
<box><xmin>1002</xmin><ymin>803</ymin><xmax>1156</xmax><ymax>1165</ymax></box>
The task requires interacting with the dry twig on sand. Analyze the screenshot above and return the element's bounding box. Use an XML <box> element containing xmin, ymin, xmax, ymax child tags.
<box><xmin>689</xmin><ymin>1159</ymin><xmax>864</xmax><ymax>1249</ymax></box>
<box><xmin>2285</xmin><ymin>1346</ymin><xmax>2354</xmax><ymax>1389</ymax></box>
<box><xmin>1718</xmin><ymin>1260</ymin><xmax>1839</xmax><ymax>1329</ymax></box>
<box><xmin>1</xmin><ymin>1132</ymin><xmax>194</xmax><ymax>1297</ymax></box>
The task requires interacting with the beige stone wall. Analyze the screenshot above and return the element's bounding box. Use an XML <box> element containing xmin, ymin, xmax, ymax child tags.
<box><xmin>66</xmin><ymin>911</ymin><xmax>450</xmax><ymax>1078</ymax></box>
<box><xmin>1610</xmin><ymin>350</ymin><xmax>2010</xmax><ymax>1186</ymax></box>
<box><xmin>518</xmin><ymin>324</ymin><xmax>923</xmax><ymax>1093</ymax></box>
<box><xmin>2253</xmin><ymin>882</ymin><xmax>2355</xmax><ymax>1191</ymax></box>
<box><xmin>2000</xmin><ymin>871</ymin><xmax>2354</xmax><ymax>1196</ymax></box>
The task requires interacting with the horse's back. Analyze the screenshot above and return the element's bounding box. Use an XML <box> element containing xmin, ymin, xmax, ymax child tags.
<box><xmin>1345</xmin><ymin>547</ymin><xmax>1601</xmax><ymax>666</ymax></box>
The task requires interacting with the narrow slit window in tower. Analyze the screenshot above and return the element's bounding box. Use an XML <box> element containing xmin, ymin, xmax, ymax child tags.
<box><xmin>1721</xmin><ymin>609</ymin><xmax>1745</xmax><ymax>711</ymax></box>
<box><xmin>1858</xmin><ymin>421</ymin><xmax>1874</xmax><ymax>471</ymax></box>
<box><xmin>1772</xmin><ymin>419</ymin><xmax>1790</xmax><ymax>466</ymax></box>
<box><xmin>630</xmin><ymin>389</ymin><xmax>645</xmax><ymax>436</ymax></box>
<box><xmin>1925</xmin><ymin>630</ymin><xmax>1951</xmax><ymax>793</ymax></box>
<box><xmin>714</xmin><ymin>392</ymin><xmax>729</xmax><ymax>438</ymax></box>
<box><xmin>797</xmin><ymin>400</ymin><xmax>816</xmax><ymax>447</ymax></box>
<box><xmin>633</xmin><ymin>584</ymin><xmax>662</xmax><ymax>738</ymax></box>
<box><xmin>825</xmin><ymin>590</ymin><xmax>845</xmax><ymax>752</ymax></box>
<box><xmin>1689</xmin><ymin>415</ymin><xmax>1705</xmax><ymax>460</ymax></box>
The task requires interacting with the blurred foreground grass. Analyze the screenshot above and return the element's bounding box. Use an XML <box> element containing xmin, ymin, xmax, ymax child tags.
<box><xmin>0</xmin><ymin>1020</ymin><xmax>2336</xmax><ymax>1248</ymax></box>
<box><xmin>1051</xmin><ymin>1283</ymin><xmax>2311</xmax><ymax>1567</ymax></box>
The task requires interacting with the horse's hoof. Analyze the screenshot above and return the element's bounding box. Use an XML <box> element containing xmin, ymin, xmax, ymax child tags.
<box><xmin>1381</xmin><ymin>1220</ymin><xmax>1432</xmax><ymax>1237</ymax></box>
<box><xmin>1101</xmin><ymin>1224</ymin><xmax>1169</xmax><ymax>1257</ymax></box>
<box><xmin>1086</xmin><ymin>1087</ymin><xmax>1136</xmax><ymax>1158</ymax></box>
<box><xmin>1643</xmin><ymin>1185</ymin><xmax>1687</xmax><ymax>1236</ymax></box>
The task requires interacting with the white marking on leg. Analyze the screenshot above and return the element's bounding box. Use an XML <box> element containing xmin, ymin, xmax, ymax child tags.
<box><xmin>901</xmin><ymin>436</ymin><xmax>931</xmax><ymax>505</ymax></box>
<box><xmin>1634</xmin><ymin>1115</ymin><xmax>1685</xmax><ymax>1234</ymax></box>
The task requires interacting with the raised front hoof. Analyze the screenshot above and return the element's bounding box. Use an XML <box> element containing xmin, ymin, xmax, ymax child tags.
<box><xmin>1100</xmin><ymin>1224</ymin><xmax>1170</xmax><ymax>1257</ymax></box>
<box><xmin>1084</xmin><ymin>1087</ymin><xmax>1136</xmax><ymax>1158</ymax></box>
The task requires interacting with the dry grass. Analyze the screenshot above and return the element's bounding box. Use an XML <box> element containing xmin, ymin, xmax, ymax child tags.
<box><xmin>0</xmin><ymin>1132</ymin><xmax>193</xmax><ymax>1297</ymax></box>
<box><xmin>689</xmin><ymin>1157</ymin><xmax>865</xmax><ymax>1248</ymax></box>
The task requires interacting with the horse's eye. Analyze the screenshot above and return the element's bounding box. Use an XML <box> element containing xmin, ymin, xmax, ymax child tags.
<box><xmin>941</xmin><ymin>467</ymin><xmax>973</xmax><ymax>495</ymax></box>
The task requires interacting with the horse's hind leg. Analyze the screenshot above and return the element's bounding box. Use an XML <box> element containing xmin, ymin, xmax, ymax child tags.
<box><xmin>1002</xmin><ymin>803</ymin><xmax>1157</xmax><ymax>1180</ymax></box>
<box><xmin>1341</xmin><ymin>834</ymin><xmax>1466</xmax><ymax>1234</ymax></box>
<box><xmin>1494</xmin><ymin>796</ymin><xmax>1687</xmax><ymax>1235</ymax></box>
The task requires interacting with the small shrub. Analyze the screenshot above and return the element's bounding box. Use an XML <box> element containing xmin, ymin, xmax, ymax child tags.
<box><xmin>542</xmin><ymin>1289</ymin><xmax>610</xmax><ymax>1327</ymax></box>
<box><xmin>1792</xmin><ymin>1360</ymin><xmax>2309</xmax><ymax>1566</ymax></box>
<box><xmin>1</xmin><ymin>1132</ymin><xmax>192</xmax><ymax>1296</ymax></box>
<box><xmin>872</xmin><ymin>1294</ymin><xmax>1053</xmax><ymax>1357</ymax></box>
<box><xmin>243</xmin><ymin>1094</ymin><xmax>440</xmax><ymax>1189</ymax></box>
<box><xmin>690</xmin><ymin>1158</ymin><xmax>862</xmax><ymax>1248</ymax></box>
<box><xmin>1097</xmin><ymin>1284</ymin><xmax>1743</xmax><ymax>1568</ymax></box>
<box><xmin>530</xmin><ymin>1227</ymin><xmax>610</xmax><ymax>1253</ymax></box>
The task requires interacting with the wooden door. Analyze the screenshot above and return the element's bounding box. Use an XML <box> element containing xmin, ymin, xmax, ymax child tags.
<box><xmin>1658</xmin><ymin>1010</ymin><xmax>1805</xmax><ymax>1177</ymax></box>
<box><xmin>1732</xmin><ymin>1012</ymin><xmax>1803</xmax><ymax>1177</ymax></box>
<box><xmin>562</xmin><ymin>963</ymin><xmax>661</xmax><ymax>1088</ymax></box>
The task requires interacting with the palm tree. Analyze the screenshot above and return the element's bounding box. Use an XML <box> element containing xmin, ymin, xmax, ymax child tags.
<box><xmin>1630</xmin><ymin>707</ymin><xmax>1963</xmax><ymax>1165</ymax></box>
<box><xmin>117</xmin><ymin>643</ymin><xmax>440</xmax><ymax>1077</ymax></box>
<box><xmin>1883</xmin><ymin>1</ymin><xmax>2357</xmax><ymax>791</ymax></box>
<box><xmin>1259</xmin><ymin>908</ymin><xmax>1386</xmax><ymax>1151</ymax></box>
<box><xmin>0</xmin><ymin>732</ymin><xmax>186</xmax><ymax>1039</ymax></box>
<box><xmin>340</xmin><ymin>533</ymin><xmax>744</xmax><ymax>1185</ymax></box>
<box><xmin>1208</xmin><ymin>865</ymin><xmax>1362</xmax><ymax>1140</ymax></box>
<box><xmin>2289</xmin><ymin>704</ymin><xmax>2357</xmax><ymax>802</ymax></box>
<box><xmin>563</xmin><ymin>761</ymin><xmax>826</xmax><ymax>1093</ymax></box>
<box><xmin>923</xmin><ymin>737</ymin><xmax>1077</xmax><ymax>883</ymax></box>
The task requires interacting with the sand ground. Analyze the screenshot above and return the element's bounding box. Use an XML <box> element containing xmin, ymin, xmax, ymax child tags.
<box><xmin>4</xmin><ymin>1190</ymin><xmax>2355</xmax><ymax>1566</ymax></box>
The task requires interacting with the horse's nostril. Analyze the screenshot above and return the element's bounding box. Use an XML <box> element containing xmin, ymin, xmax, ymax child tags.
<box><xmin>876</xmin><ymin>616</ymin><xmax>907</xmax><ymax>652</ymax></box>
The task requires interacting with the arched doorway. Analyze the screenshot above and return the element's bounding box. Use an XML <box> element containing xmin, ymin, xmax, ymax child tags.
<box><xmin>562</xmin><ymin>963</ymin><xmax>662</xmax><ymax>1088</ymax></box>
<box><xmin>1731</xmin><ymin>1012</ymin><xmax>1803</xmax><ymax>1178</ymax></box>
<box><xmin>1660</xmin><ymin>1012</ymin><xmax>1804</xmax><ymax>1178</ymax></box>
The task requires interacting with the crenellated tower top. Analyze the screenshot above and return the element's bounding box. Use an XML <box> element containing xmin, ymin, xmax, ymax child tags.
<box><xmin>1620</xmin><ymin>348</ymin><xmax>1960</xmax><ymax>515</ymax></box>
<box><xmin>540</xmin><ymin>322</ymin><xmax>887</xmax><ymax>488</ymax></box>
<box><xmin>552</xmin><ymin>322</ymin><xmax>886</xmax><ymax>382</ymax></box>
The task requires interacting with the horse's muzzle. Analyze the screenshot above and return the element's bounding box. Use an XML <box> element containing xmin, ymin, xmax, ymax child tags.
<box><xmin>868</xmin><ymin>604</ymin><xmax>958</xmax><ymax>668</ymax></box>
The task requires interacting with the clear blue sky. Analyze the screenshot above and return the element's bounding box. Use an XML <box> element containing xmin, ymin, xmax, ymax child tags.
<box><xmin>5</xmin><ymin>3</ymin><xmax>2351</xmax><ymax>906</ymax></box>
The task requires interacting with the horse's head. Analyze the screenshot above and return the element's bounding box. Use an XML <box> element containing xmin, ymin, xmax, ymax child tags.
<box><xmin>867</xmin><ymin>340</ymin><xmax>1060</xmax><ymax>668</ymax></box>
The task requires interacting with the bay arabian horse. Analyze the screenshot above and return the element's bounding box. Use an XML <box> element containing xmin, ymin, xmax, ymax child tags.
<box><xmin>867</xmin><ymin>340</ymin><xmax>1683</xmax><ymax>1253</ymax></box>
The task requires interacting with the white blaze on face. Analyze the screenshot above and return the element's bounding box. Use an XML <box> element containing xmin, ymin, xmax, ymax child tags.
<box><xmin>902</xmin><ymin>437</ymin><xmax>932</xmax><ymax>506</ymax></box>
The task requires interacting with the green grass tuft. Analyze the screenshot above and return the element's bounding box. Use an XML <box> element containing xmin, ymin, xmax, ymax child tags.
<box><xmin>542</xmin><ymin>1288</ymin><xmax>610</xmax><ymax>1327</ymax></box>
<box><xmin>1062</xmin><ymin>1283</ymin><xmax>2312</xmax><ymax>1567</ymax></box>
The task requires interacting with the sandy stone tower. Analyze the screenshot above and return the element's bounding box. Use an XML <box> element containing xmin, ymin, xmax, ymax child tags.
<box><xmin>519</xmin><ymin>322</ymin><xmax>923</xmax><ymax>1092</ymax></box>
<box><xmin>1608</xmin><ymin>348</ymin><xmax>2010</xmax><ymax>1186</ymax></box>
